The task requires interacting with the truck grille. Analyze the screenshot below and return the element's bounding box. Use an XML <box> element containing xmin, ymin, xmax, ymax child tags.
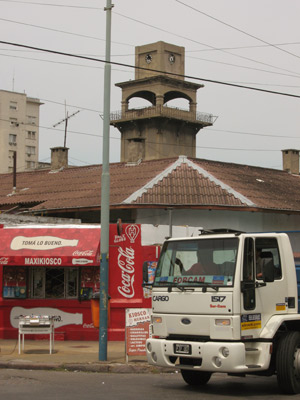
<box><xmin>167</xmin><ymin>334</ymin><xmax>210</xmax><ymax>342</ymax></box>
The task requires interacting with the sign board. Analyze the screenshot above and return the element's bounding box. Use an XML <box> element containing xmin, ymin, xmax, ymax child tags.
<box><xmin>125</xmin><ymin>308</ymin><xmax>151</xmax><ymax>359</ymax></box>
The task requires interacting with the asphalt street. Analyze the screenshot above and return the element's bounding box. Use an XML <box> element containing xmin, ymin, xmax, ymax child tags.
<box><xmin>0</xmin><ymin>369</ymin><xmax>293</xmax><ymax>400</ymax></box>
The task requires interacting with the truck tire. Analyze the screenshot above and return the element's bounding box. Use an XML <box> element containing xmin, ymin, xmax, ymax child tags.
<box><xmin>276</xmin><ymin>331</ymin><xmax>300</xmax><ymax>394</ymax></box>
<box><xmin>180</xmin><ymin>369</ymin><xmax>212</xmax><ymax>386</ymax></box>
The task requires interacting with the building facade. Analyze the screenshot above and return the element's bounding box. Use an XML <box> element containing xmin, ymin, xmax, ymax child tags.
<box><xmin>0</xmin><ymin>90</ymin><xmax>42</xmax><ymax>173</ymax></box>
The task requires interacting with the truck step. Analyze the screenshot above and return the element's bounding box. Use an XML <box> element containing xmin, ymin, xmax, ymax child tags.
<box><xmin>246</xmin><ymin>364</ymin><xmax>261</xmax><ymax>368</ymax></box>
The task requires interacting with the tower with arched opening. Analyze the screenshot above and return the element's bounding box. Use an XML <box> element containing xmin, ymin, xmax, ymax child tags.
<box><xmin>110</xmin><ymin>41</ymin><xmax>215</xmax><ymax>162</ymax></box>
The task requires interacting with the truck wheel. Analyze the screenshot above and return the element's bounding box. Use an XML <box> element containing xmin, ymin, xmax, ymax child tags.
<box><xmin>180</xmin><ymin>369</ymin><xmax>212</xmax><ymax>386</ymax></box>
<box><xmin>276</xmin><ymin>331</ymin><xmax>300</xmax><ymax>394</ymax></box>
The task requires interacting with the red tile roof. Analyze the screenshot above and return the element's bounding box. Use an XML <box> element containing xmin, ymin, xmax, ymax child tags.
<box><xmin>0</xmin><ymin>156</ymin><xmax>299</xmax><ymax>214</ymax></box>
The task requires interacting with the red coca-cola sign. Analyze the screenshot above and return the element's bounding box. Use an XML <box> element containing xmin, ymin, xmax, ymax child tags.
<box><xmin>109</xmin><ymin>224</ymin><xmax>143</xmax><ymax>302</ymax></box>
<box><xmin>117</xmin><ymin>247</ymin><xmax>135</xmax><ymax>298</ymax></box>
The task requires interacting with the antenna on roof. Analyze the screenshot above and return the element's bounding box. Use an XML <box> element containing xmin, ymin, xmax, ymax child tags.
<box><xmin>53</xmin><ymin>102</ymin><xmax>80</xmax><ymax>147</ymax></box>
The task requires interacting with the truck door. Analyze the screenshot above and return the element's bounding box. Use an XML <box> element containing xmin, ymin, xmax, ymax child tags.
<box><xmin>241</xmin><ymin>237</ymin><xmax>284</xmax><ymax>338</ymax></box>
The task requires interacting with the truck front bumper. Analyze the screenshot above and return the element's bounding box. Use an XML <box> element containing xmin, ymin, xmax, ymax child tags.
<box><xmin>146</xmin><ymin>338</ymin><xmax>271</xmax><ymax>373</ymax></box>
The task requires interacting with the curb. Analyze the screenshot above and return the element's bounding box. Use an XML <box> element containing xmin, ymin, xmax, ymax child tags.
<box><xmin>0</xmin><ymin>361</ymin><xmax>174</xmax><ymax>374</ymax></box>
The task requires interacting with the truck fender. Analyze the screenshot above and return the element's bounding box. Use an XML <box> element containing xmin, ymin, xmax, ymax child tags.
<box><xmin>260</xmin><ymin>314</ymin><xmax>300</xmax><ymax>339</ymax></box>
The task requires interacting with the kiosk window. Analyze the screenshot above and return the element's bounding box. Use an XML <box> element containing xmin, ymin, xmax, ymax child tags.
<box><xmin>45</xmin><ymin>268</ymin><xmax>65</xmax><ymax>298</ymax></box>
<box><xmin>31</xmin><ymin>267</ymin><xmax>79</xmax><ymax>299</ymax></box>
<box><xmin>3</xmin><ymin>266</ymin><xmax>27</xmax><ymax>298</ymax></box>
<box><xmin>3</xmin><ymin>266</ymin><xmax>99</xmax><ymax>300</ymax></box>
<box><xmin>32</xmin><ymin>267</ymin><xmax>44</xmax><ymax>298</ymax></box>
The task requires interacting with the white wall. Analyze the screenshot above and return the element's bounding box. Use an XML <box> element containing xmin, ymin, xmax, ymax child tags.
<box><xmin>135</xmin><ymin>208</ymin><xmax>300</xmax><ymax>233</ymax></box>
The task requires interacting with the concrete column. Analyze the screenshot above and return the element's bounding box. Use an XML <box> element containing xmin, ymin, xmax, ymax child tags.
<box><xmin>156</xmin><ymin>95</ymin><xmax>164</xmax><ymax>115</ymax></box>
<box><xmin>190</xmin><ymin>102</ymin><xmax>197</xmax><ymax>116</ymax></box>
<box><xmin>156</xmin><ymin>95</ymin><xmax>164</xmax><ymax>105</ymax></box>
<box><xmin>121</xmin><ymin>100</ymin><xmax>128</xmax><ymax>115</ymax></box>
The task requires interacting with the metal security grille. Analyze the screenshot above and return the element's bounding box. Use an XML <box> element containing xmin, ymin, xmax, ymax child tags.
<box><xmin>31</xmin><ymin>267</ymin><xmax>79</xmax><ymax>299</ymax></box>
<box><xmin>46</xmin><ymin>268</ymin><xmax>65</xmax><ymax>298</ymax></box>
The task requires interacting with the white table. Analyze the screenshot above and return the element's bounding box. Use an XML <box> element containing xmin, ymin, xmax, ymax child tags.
<box><xmin>18</xmin><ymin>316</ymin><xmax>54</xmax><ymax>354</ymax></box>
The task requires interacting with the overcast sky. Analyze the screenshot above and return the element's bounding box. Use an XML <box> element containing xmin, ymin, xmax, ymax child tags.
<box><xmin>1</xmin><ymin>0</ymin><xmax>300</xmax><ymax>170</ymax></box>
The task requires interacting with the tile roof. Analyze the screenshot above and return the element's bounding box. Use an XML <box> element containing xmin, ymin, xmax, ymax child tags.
<box><xmin>0</xmin><ymin>156</ymin><xmax>299</xmax><ymax>214</ymax></box>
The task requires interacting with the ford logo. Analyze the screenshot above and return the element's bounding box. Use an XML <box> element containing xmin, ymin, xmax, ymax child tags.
<box><xmin>181</xmin><ymin>318</ymin><xmax>191</xmax><ymax>325</ymax></box>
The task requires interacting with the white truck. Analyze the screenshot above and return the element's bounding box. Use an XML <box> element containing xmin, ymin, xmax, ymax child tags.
<box><xmin>144</xmin><ymin>230</ymin><xmax>300</xmax><ymax>394</ymax></box>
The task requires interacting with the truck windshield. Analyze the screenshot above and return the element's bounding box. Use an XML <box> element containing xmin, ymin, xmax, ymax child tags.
<box><xmin>154</xmin><ymin>237</ymin><xmax>238</xmax><ymax>287</ymax></box>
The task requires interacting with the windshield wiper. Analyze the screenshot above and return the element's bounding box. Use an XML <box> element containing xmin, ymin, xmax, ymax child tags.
<box><xmin>190</xmin><ymin>282</ymin><xmax>219</xmax><ymax>292</ymax></box>
<box><xmin>154</xmin><ymin>281</ymin><xmax>219</xmax><ymax>292</ymax></box>
<box><xmin>168</xmin><ymin>284</ymin><xmax>195</xmax><ymax>292</ymax></box>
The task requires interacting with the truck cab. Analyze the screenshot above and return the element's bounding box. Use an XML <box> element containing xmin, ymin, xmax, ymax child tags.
<box><xmin>145</xmin><ymin>231</ymin><xmax>300</xmax><ymax>394</ymax></box>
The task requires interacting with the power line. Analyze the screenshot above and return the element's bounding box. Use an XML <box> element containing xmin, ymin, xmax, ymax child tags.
<box><xmin>68</xmin><ymin>156</ymin><xmax>92</xmax><ymax>165</ymax></box>
<box><xmin>2</xmin><ymin>4</ymin><xmax>300</xmax><ymax>55</ymax></box>
<box><xmin>33</xmin><ymin>50</ymin><xmax>297</xmax><ymax>88</ymax></box>
<box><xmin>1</xmin><ymin>40</ymin><xmax>300</xmax><ymax>99</ymax></box>
<box><xmin>2</xmin><ymin>46</ymin><xmax>300</xmax><ymax>81</ymax></box>
<box><xmin>0</xmin><ymin>17</ymin><xmax>133</xmax><ymax>47</ymax></box>
<box><xmin>40</xmin><ymin>124</ymin><xmax>300</xmax><ymax>144</ymax></box>
<box><xmin>188</xmin><ymin>41</ymin><xmax>300</xmax><ymax>53</ymax></box>
<box><xmin>3</xmin><ymin>43</ymin><xmax>299</xmax><ymax>82</ymax></box>
<box><xmin>1</xmin><ymin>4</ymin><xmax>299</xmax><ymax>56</ymax></box>
<box><xmin>2</xmin><ymin>104</ymin><xmax>299</xmax><ymax>142</ymax></box>
<box><xmin>1</xmin><ymin>14</ymin><xmax>299</xmax><ymax>79</ymax></box>
<box><xmin>0</xmin><ymin>0</ymin><xmax>101</xmax><ymax>9</ymax></box>
<box><xmin>0</xmin><ymin>52</ymin><xmax>133</xmax><ymax>76</ymax></box>
<box><xmin>114</xmin><ymin>12</ymin><xmax>300</xmax><ymax>78</ymax></box>
<box><xmin>0</xmin><ymin>116</ymin><xmax>295</xmax><ymax>155</ymax></box>
<box><xmin>2</xmin><ymin>2</ymin><xmax>300</xmax><ymax>79</ymax></box>
<box><xmin>0</xmin><ymin>17</ymin><xmax>104</xmax><ymax>41</ymax></box>
<box><xmin>175</xmin><ymin>0</ymin><xmax>300</xmax><ymax>61</ymax></box>
<box><xmin>204</xmin><ymin>127</ymin><xmax>300</xmax><ymax>139</ymax></box>
<box><xmin>2</xmin><ymin>47</ymin><xmax>300</xmax><ymax>81</ymax></box>
<box><xmin>226</xmin><ymin>82</ymin><xmax>300</xmax><ymax>89</ymax></box>
<box><xmin>187</xmin><ymin>54</ymin><xmax>300</xmax><ymax>80</ymax></box>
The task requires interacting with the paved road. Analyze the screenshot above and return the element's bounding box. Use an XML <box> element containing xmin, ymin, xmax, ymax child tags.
<box><xmin>0</xmin><ymin>369</ymin><xmax>295</xmax><ymax>400</ymax></box>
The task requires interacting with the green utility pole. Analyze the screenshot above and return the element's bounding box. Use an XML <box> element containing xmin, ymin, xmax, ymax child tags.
<box><xmin>99</xmin><ymin>0</ymin><xmax>113</xmax><ymax>361</ymax></box>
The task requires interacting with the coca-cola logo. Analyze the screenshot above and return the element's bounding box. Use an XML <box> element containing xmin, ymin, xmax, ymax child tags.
<box><xmin>72</xmin><ymin>250</ymin><xmax>93</xmax><ymax>256</ymax></box>
<box><xmin>117</xmin><ymin>247</ymin><xmax>135</xmax><ymax>299</ymax></box>
<box><xmin>0</xmin><ymin>257</ymin><xmax>9</xmax><ymax>265</ymax></box>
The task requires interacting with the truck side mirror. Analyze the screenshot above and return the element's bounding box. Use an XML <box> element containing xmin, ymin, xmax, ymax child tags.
<box><xmin>143</xmin><ymin>261</ymin><xmax>149</xmax><ymax>283</ymax></box>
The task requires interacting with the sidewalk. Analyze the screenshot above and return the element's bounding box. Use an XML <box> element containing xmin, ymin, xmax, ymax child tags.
<box><xmin>0</xmin><ymin>339</ymin><xmax>160</xmax><ymax>373</ymax></box>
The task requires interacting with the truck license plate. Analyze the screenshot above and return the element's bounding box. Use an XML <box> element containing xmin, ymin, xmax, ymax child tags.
<box><xmin>174</xmin><ymin>343</ymin><xmax>191</xmax><ymax>355</ymax></box>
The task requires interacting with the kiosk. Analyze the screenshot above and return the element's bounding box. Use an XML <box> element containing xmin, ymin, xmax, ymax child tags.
<box><xmin>0</xmin><ymin>223</ymin><xmax>162</xmax><ymax>341</ymax></box>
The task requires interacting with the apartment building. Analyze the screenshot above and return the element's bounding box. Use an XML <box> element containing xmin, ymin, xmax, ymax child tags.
<box><xmin>0</xmin><ymin>90</ymin><xmax>43</xmax><ymax>173</ymax></box>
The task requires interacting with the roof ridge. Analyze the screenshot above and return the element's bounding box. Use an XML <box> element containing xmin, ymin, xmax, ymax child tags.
<box><xmin>185</xmin><ymin>158</ymin><xmax>255</xmax><ymax>206</ymax></box>
<box><xmin>122</xmin><ymin>157</ymin><xmax>185</xmax><ymax>204</ymax></box>
<box><xmin>189</xmin><ymin>156</ymin><xmax>286</xmax><ymax>173</ymax></box>
<box><xmin>123</xmin><ymin>156</ymin><xmax>255</xmax><ymax>206</ymax></box>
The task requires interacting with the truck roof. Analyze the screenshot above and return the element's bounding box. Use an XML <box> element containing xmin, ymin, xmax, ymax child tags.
<box><xmin>165</xmin><ymin>231</ymin><xmax>289</xmax><ymax>242</ymax></box>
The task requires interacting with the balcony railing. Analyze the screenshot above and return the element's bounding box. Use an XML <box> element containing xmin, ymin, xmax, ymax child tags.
<box><xmin>110</xmin><ymin>105</ymin><xmax>216</xmax><ymax>125</ymax></box>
